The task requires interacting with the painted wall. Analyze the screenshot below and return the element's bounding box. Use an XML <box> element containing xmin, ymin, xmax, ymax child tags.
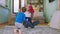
<box><xmin>0</xmin><ymin>0</ymin><xmax>12</xmax><ymax>24</ymax></box>
<box><xmin>44</xmin><ymin>0</ymin><xmax>58</xmax><ymax>22</ymax></box>
<box><xmin>6</xmin><ymin>0</ymin><xmax>12</xmax><ymax>14</ymax></box>
<box><xmin>0</xmin><ymin>7</ymin><xmax>8</xmax><ymax>23</ymax></box>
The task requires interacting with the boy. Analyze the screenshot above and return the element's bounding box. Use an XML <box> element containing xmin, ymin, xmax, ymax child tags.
<box><xmin>14</xmin><ymin>7</ymin><xmax>26</xmax><ymax>34</ymax></box>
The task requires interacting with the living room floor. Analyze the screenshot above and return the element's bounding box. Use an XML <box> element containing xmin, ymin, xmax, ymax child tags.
<box><xmin>0</xmin><ymin>22</ymin><xmax>60</xmax><ymax>34</ymax></box>
<box><xmin>0</xmin><ymin>25</ymin><xmax>60</xmax><ymax>34</ymax></box>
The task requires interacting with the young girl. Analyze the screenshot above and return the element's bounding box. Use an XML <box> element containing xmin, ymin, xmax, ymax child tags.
<box><xmin>28</xmin><ymin>3</ymin><xmax>34</xmax><ymax>18</ymax></box>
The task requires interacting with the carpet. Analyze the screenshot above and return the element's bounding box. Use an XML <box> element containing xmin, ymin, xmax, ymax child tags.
<box><xmin>0</xmin><ymin>26</ymin><xmax>60</xmax><ymax>34</ymax></box>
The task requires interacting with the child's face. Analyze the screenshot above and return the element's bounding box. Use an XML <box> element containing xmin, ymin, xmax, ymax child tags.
<box><xmin>18</xmin><ymin>9</ymin><xmax>21</xmax><ymax>12</ymax></box>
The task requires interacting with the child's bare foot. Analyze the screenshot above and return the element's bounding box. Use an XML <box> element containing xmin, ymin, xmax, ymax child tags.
<box><xmin>19</xmin><ymin>30</ymin><xmax>22</xmax><ymax>34</ymax></box>
<box><xmin>14</xmin><ymin>29</ymin><xmax>17</xmax><ymax>34</ymax></box>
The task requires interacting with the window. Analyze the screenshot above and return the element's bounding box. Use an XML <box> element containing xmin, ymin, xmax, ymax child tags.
<box><xmin>12</xmin><ymin>0</ymin><xmax>25</xmax><ymax>14</ymax></box>
<box><xmin>14</xmin><ymin>0</ymin><xmax>19</xmax><ymax>13</ymax></box>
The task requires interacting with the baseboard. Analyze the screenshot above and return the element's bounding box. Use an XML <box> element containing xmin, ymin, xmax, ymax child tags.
<box><xmin>0</xmin><ymin>22</ymin><xmax>8</xmax><ymax>25</ymax></box>
<box><xmin>0</xmin><ymin>22</ymin><xmax>8</xmax><ymax>28</ymax></box>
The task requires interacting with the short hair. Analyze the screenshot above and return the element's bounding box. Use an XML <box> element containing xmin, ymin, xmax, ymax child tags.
<box><xmin>29</xmin><ymin>3</ymin><xmax>31</xmax><ymax>5</ymax></box>
<box><xmin>22</xmin><ymin>7</ymin><xmax>26</xmax><ymax>12</ymax></box>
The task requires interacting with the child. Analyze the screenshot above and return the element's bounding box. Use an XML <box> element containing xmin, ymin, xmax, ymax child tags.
<box><xmin>24</xmin><ymin>7</ymin><xmax>34</xmax><ymax>28</ymax></box>
<box><xmin>14</xmin><ymin>7</ymin><xmax>26</xmax><ymax>34</ymax></box>
<box><xmin>24</xmin><ymin>7</ymin><xmax>31</xmax><ymax>22</ymax></box>
<box><xmin>28</xmin><ymin>3</ymin><xmax>34</xmax><ymax>18</ymax></box>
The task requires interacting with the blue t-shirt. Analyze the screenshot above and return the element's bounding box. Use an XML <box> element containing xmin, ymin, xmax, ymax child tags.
<box><xmin>15</xmin><ymin>12</ymin><xmax>26</xmax><ymax>23</ymax></box>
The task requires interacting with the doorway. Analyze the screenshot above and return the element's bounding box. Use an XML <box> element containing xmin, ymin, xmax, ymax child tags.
<box><xmin>12</xmin><ymin>0</ymin><xmax>21</xmax><ymax>13</ymax></box>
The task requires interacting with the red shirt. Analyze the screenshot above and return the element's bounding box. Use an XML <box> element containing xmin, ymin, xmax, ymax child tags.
<box><xmin>29</xmin><ymin>5</ymin><xmax>34</xmax><ymax>14</ymax></box>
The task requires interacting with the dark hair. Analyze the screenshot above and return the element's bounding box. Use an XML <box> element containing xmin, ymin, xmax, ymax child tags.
<box><xmin>29</xmin><ymin>3</ymin><xmax>31</xmax><ymax>5</ymax></box>
<box><xmin>22</xmin><ymin>7</ymin><xmax>26</xmax><ymax>12</ymax></box>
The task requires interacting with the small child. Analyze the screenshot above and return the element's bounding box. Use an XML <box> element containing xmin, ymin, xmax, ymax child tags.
<box><xmin>14</xmin><ymin>7</ymin><xmax>26</xmax><ymax>34</ymax></box>
<box><xmin>28</xmin><ymin>3</ymin><xmax>34</xmax><ymax>18</ymax></box>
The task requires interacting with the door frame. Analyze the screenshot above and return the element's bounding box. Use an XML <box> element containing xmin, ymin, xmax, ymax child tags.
<box><xmin>12</xmin><ymin>0</ymin><xmax>21</xmax><ymax>14</ymax></box>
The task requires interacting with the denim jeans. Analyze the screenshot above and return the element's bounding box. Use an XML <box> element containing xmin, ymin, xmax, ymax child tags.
<box><xmin>23</xmin><ymin>20</ymin><xmax>39</xmax><ymax>28</ymax></box>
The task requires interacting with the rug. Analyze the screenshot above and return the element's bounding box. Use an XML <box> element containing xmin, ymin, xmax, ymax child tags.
<box><xmin>0</xmin><ymin>26</ymin><xmax>60</xmax><ymax>34</ymax></box>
